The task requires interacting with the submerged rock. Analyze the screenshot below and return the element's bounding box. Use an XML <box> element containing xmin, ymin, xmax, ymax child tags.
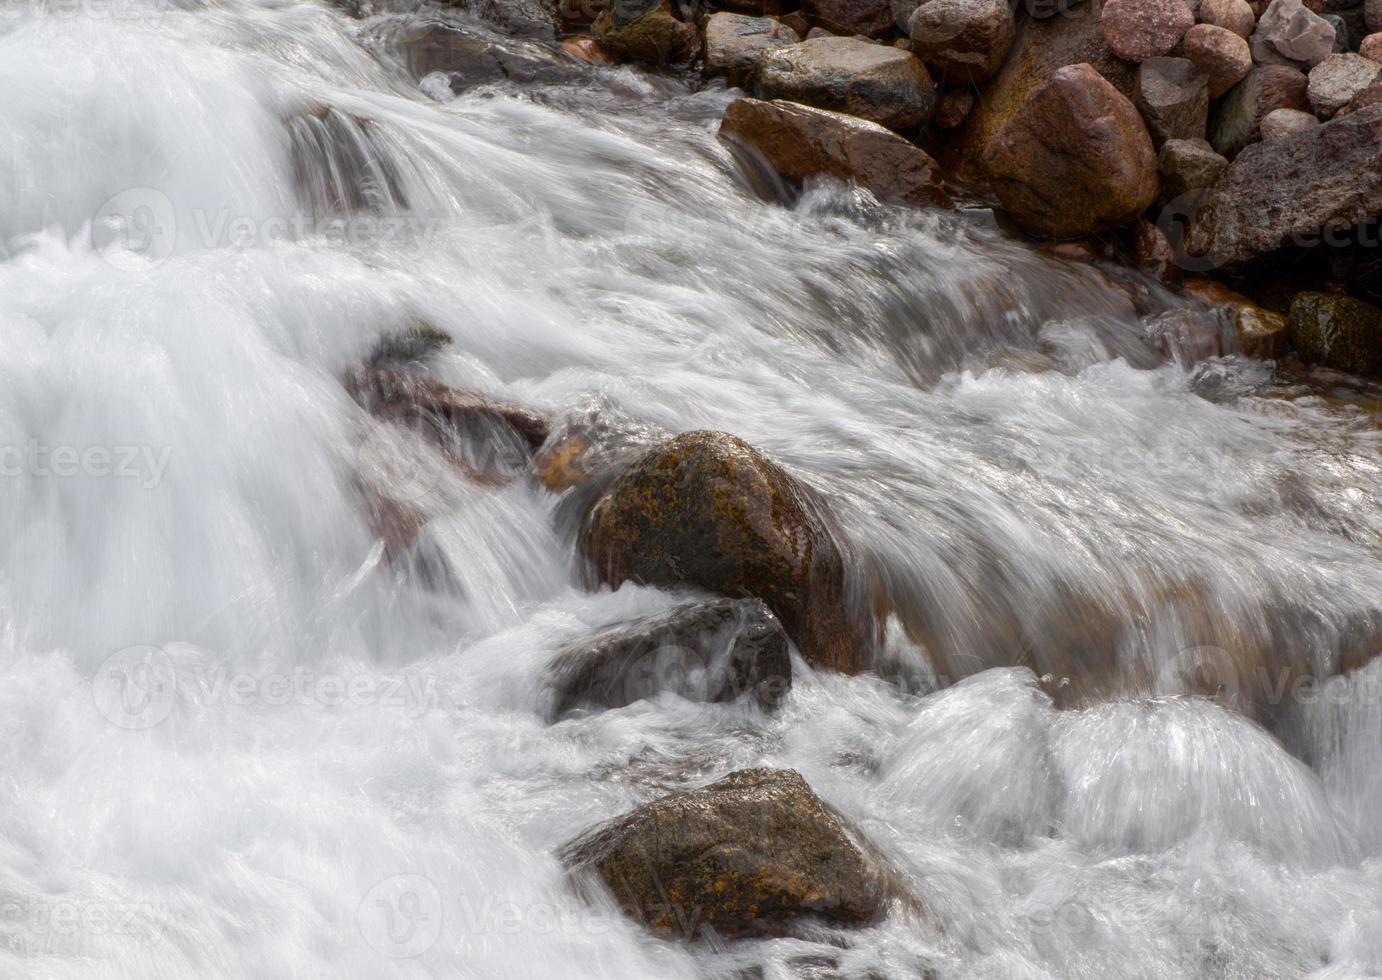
<box><xmin>982</xmin><ymin>63</ymin><xmax>1159</xmax><ymax>238</ymax></box>
<box><xmin>544</xmin><ymin>598</ymin><xmax>791</xmax><ymax>718</ymax></box>
<box><xmin>718</xmin><ymin>97</ymin><xmax>948</xmax><ymax>206</ymax></box>
<box><xmin>560</xmin><ymin>768</ymin><xmax>903</xmax><ymax>939</ymax></box>
<box><xmin>753</xmin><ymin>36</ymin><xmax>938</xmax><ymax>130</ymax></box>
<box><xmin>1188</xmin><ymin>104</ymin><xmax>1382</xmax><ymax>266</ymax></box>
<box><xmin>580</xmin><ymin>430</ymin><xmax>879</xmax><ymax>674</ymax></box>
<box><xmin>1288</xmin><ymin>291</ymin><xmax>1382</xmax><ymax>376</ymax></box>
<box><xmin>399</xmin><ymin>23</ymin><xmax>575</xmax><ymax>90</ymax></box>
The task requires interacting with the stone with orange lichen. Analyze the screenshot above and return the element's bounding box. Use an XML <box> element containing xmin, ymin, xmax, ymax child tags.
<box><xmin>579</xmin><ymin>430</ymin><xmax>880</xmax><ymax>674</ymax></box>
<box><xmin>560</xmin><ymin>768</ymin><xmax>904</xmax><ymax>939</ymax></box>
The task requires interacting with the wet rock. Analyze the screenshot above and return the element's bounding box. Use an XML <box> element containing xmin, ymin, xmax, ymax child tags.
<box><xmin>1260</xmin><ymin>104</ymin><xmax>1322</xmax><ymax>134</ymax></box>
<box><xmin>1209</xmin><ymin>63</ymin><xmax>1309</xmax><ymax>156</ymax></box>
<box><xmin>1361</xmin><ymin>30</ymin><xmax>1382</xmax><ymax>57</ymax></box>
<box><xmin>933</xmin><ymin>86</ymin><xmax>975</xmax><ymax>127</ymax></box>
<box><xmin>562</xmin><ymin>35</ymin><xmax>615</xmax><ymax>63</ymax></box>
<box><xmin>804</xmin><ymin>0</ymin><xmax>896</xmax><ymax>37</ymax></box>
<box><xmin>439</xmin><ymin>0</ymin><xmax>561</xmax><ymax>38</ymax></box>
<box><xmin>346</xmin><ymin>368</ymin><xmax>549</xmax><ymax>482</ymax></box>
<box><xmin>1287</xmin><ymin>291</ymin><xmax>1382</xmax><ymax>375</ymax></box>
<box><xmin>907</xmin><ymin>0</ymin><xmax>1016</xmax><ymax>83</ymax></box>
<box><xmin>719</xmin><ymin>97</ymin><xmax>948</xmax><ymax>205</ymax></box>
<box><xmin>365</xmin><ymin>321</ymin><xmax>454</xmax><ymax>370</ymax></box>
<box><xmin>1157</xmin><ymin>136</ymin><xmax>1229</xmax><ymax>199</ymax></box>
<box><xmin>1307</xmin><ymin>52</ymin><xmax>1382</xmax><ymax>115</ymax></box>
<box><xmin>286</xmin><ymin>107</ymin><xmax>407</xmax><ymax>218</ymax></box>
<box><xmin>1250</xmin><ymin>0</ymin><xmax>1336</xmax><ymax>66</ymax></box>
<box><xmin>1188</xmin><ymin>104</ymin><xmax>1382</xmax><ymax>265</ymax></box>
<box><xmin>754</xmin><ymin>36</ymin><xmax>938</xmax><ymax>129</ymax></box>
<box><xmin>1135</xmin><ymin>57</ymin><xmax>1210</xmax><ymax>145</ymax></box>
<box><xmin>545</xmin><ymin>598</ymin><xmax>791</xmax><ymax>718</ymax></box>
<box><xmin>400</xmin><ymin>24</ymin><xmax>575</xmax><ymax>90</ymax></box>
<box><xmin>594</xmin><ymin>0</ymin><xmax>697</xmax><ymax>65</ymax></box>
<box><xmin>703</xmin><ymin>13</ymin><xmax>799</xmax><ymax>82</ymax></box>
<box><xmin>1182</xmin><ymin>23</ymin><xmax>1253</xmax><ymax>98</ymax></box>
<box><xmin>1145</xmin><ymin>307</ymin><xmax>1231</xmax><ymax>364</ymax></box>
<box><xmin>1102</xmin><ymin>0</ymin><xmax>1196</xmax><ymax>62</ymax></box>
<box><xmin>944</xmin><ymin>0</ymin><xmax>1136</xmax><ymax>181</ymax></box>
<box><xmin>1133</xmin><ymin>217</ymin><xmax>1181</xmax><ymax>282</ymax></box>
<box><xmin>580</xmin><ymin>430</ymin><xmax>878</xmax><ymax>674</ymax></box>
<box><xmin>1234</xmin><ymin>304</ymin><xmax>1291</xmax><ymax>355</ymax></box>
<box><xmin>1199</xmin><ymin>0</ymin><xmax>1258</xmax><ymax>37</ymax></box>
<box><xmin>560</xmin><ymin>768</ymin><xmax>902</xmax><ymax>939</ymax></box>
<box><xmin>982</xmin><ymin>63</ymin><xmax>1159</xmax><ymax>238</ymax></box>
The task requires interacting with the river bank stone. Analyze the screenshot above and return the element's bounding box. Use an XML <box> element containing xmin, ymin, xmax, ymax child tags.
<box><xmin>1134</xmin><ymin>57</ymin><xmax>1210</xmax><ymax>145</ymax></box>
<box><xmin>719</xmin><ymin>97</ymin><xmax>948</xmax><ymax>205</ymax></box>
<box><xmin>804</xmin><ymin>0</ymin><xmax>896</xmax><ymax>37</ymax></box>
<box><xmin>1288</xmin><ymin>292</ymin><xmax>1382</xmax><ymax>375</ymax></box>
<box><xmin>1157</xmin><ymin>137</ymin><xmax>1229</xmax><ymax>199</ymax></box>
<box><xmin>982</xmin><ymin>63</ymin><xmax>1159</xmax><ymax>237</ymax></box>
<box><xmin>1199</xmin><ymin>0</ymin><xmax>1258</xmax><ymax>37</ymax></box>
<box><xmin>1188</xmin><ymin>104</ymin><xmax>1382</xmax><ymax>266</ymax></box>
<box><xmin>580</xmin><ymin>430</ymin><xmax>879</xmax><ymax>674</ymax></box>
<box><xmin>754</xmin><ymin>36</ymin><xmax>938</xmax><ymax>129</ymax></box>
<box><xmin>1209</xmin><ymin>63</ymin><xmax>1308</xmax><ymax>156</ymax></box>
<box><xmin>545</xmin><ymin>598</ymin><xmax>791</xmax><ymax>718</ymax></box>
<box><xmin>1260</xmin><ymin>105</ymin><xmax>1321</xmax><ymax>135</ymax></box>
<box><xmin>1307</xmin><ymin>52</ymin><xmax>1382</xmax><ymax>115</ymax></box>
<box><xmin>561</xmin><ymin>768</ymin><xmax>902</xmax><ymax>939</ymax></box>
<box><xmin>1102</xmin><ymin>0</ymin><xmax>1196</xmax><ymax>61</ymax></box>
<box><xmin>1183</xmin><ymin>23</ymin><xmax>1253</xmax><ymax>97</ymax></box>
<box><xmin>1250</xmin><ymin>0</ymin><xmax>1336</xmax><ymax>66</ymax></box>
<box><xmin>703</xmin><ymin>13</ymin><xmax>799</xmax><ymax>82</ymax></box>
<box><xmin>908</xmin><ymin>0</ymin><xmax>1016</xmax><ymax>83</ymax></box>
<box><xmin>594</xmin><ymin>0</ymin><xmax>696</xmax><ymax>65</ymax></box>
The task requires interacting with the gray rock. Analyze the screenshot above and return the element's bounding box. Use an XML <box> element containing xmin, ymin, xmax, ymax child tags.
<box><xmin>1260</xmin><ymin>105</ymin><xmax>1322</xmax><ymax>135</ymax></box>
<box><xmin>1158</xmin><ymin>136</ymin><xmax>1229</xmax><ymax>200</ymax></box>
<box><xmin>703</xmin><ymin>13</ymin><xmax>799</xmax><ymax>82</ymax></box>
<box><xmin>1186</xmin><ymin>104</ymin><xmax>1382</xmax><ymax>265</ymax></box>
<box><xmin>908</xmin><ymin>0</ymin><xmax>1016</xmax><ymax>82</ymax></box>
<box><xmin>1250</xmin><ymin>0</ymin><xmax>1336</xmax><ymax>67</ymax></box>
<box><xmin>544</xmin><ymin>598</ymin><xmax>792</xmax><ymax>718</ymax></box>
<box><xmin>399</xmin><ymin>24</ymin><xmax>575</xmax><ymax>91</ymax></box>
<box><xmin>754</xmin><ymin>35</ymin><xmax>938</xmax><ymax>129</ymax></box>
<box><xmin>1135</xmin><ymin>57</ymin><xmax>1210</xmax><ymax>145</ymax></box>
<box><xmin>1210</xmin><ymin>63</ymin><xmax>1309</xmax><ymax>156</ymax></box>
<box><xmin>1307</xmin><ymin>52</ymin><xmax>1382</xmax><ymax>116</ymax></box>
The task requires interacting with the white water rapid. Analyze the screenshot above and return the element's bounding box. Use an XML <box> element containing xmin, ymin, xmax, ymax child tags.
<box><xmin>0</xmin><ymin>2</ymin><xmax>1380</xmax><ymax>977</ymax></box>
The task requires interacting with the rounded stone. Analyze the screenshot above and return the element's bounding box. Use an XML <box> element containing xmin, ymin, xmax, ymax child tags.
<box><xmin>1199</xmin><ymin>0</ymin><xmax>1257</xmax><ymax>36</ymax></box>
<box><xmin>1103</xmin><ymin>0</ymin><xmax>1197</xmax><ymax>61</ymax></box>
<box><xmin>1259</xmin><ymin>105</ymin><xmax>1322</xmax><ymax>135</ymax></box>
<box><xmin>1183</xmin><ymin>22</ymin><xmax>1253</xmax><ymax>96</ymax></box>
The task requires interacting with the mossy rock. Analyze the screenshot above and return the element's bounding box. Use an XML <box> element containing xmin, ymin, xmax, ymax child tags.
<box><xmin>560</xmin><ymin>768</ymin><xmax>904</xmax><ymax>939</ymax></box>
<box><xmin>1288</xmin><ymin>291</ymin><xmax>1382</xmax><ymax>378</ymax></box>
<box><xmin>580</xmin><ymin>431</ymin><xmax>878</xmax><ymax>674</ymax></box>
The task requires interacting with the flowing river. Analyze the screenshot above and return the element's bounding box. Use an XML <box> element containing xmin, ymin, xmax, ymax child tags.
<box><xmin>1</xmin><ymin>1</ymin><xmax>1381</xmax><ymax>977</ymax></box>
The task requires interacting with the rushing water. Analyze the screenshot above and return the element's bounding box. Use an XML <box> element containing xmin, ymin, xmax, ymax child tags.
<box><xmin>1</xmin><ymin>2</ymin><xmax>1381</xmax><ymax>977</ymax></box>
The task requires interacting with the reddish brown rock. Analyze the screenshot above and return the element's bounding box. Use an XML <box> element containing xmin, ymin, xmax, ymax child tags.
<box><xmin>1199</xmin><ymin>0</ymin><xmax>1258</xmax><ymax>37</ymax></box>
<box><xmin>804</xmin><ymin>0</ymin><xmax>896</xmax><ymax>37</ymax></box>
<box><xmin>1337</xmin><ymin>77</ymin><xmax>1382</xmax><ymax>113</ymax></box>
<box><xmin>982</xmin><ymin>63</ymin><xmax>1160</xmax><ymax>237</ymax></box>
<box><xmin>593</xmin><ymin>0</ymin><xmax>696</xmax><ymax>65</ymax></box>
<box><xmin>1183</xmin><ymin>23</ymin><xmax>1253</xmax><ymax>98</ymax></box>
<box><xmin>944</xmin><ymin>0</ymin><xmax>1136</xmax><ymax>181</ymax></box>
<box><xmin>1361</xmin><ymin>31</ymin><xmax>1382</xmax><ymax>61</ymax></box>
<box><xmin>753</xmin><ymin>36</ymin><xmax>938</xmax><ymax>129</ymax></box>
<box><xmin>907</xmin><ymin>0</ymin><xmax>1016</xmax><ymax>83</ymax></box>
<box><xmin>580</xmin><ymin>431</ymin><xmax>880</xmax><ymax>673</ymax></box>
<box><xmin>1209</xmin><ymin>63</ymin><xmax>1309</xmax><ymax>156</ymax></box>
<box><xmin>1102</xmin><ymin>0</ymin><xmax>1196</xmax><ymax>62</ymax></box>
<box><xmin>934</xmin><ymin>86</ymin><xmax>975</xmax><ymax>127</ymax></box>
<box><xmin>719</xmin><ymin>97</ymin><xmax>949</xmax><ymax>205</ymax></box>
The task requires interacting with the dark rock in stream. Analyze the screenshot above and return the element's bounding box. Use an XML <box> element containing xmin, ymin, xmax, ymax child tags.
<box><xmin>580</xmin><ymin>431</ymin><xmax>881</xmax><ymax>674</ymax></box>
<box><xmin>1288</xmin><ymin>291</ymin><xmax>1382</xmax><ymax>376</ymax></box>
<box><xmin>753</xmin><ymin>36</ymin><xmax>938</xmax><ymax>130</ymax></box>
<box><xmin>560</xmin><ymin>768</ymin><xmax>906</xmax><ymax>939</ymax></box>
<box><xmin>400</xmin><ymin>23</ymin><xmax>578</xmax><ymax>90</ymax></box>
<box><xmin>593</xmin><ymin>0</ymin><xmax>698</xmax><ymax>66</ymax></box>
<box><xmin>544</xmin><ymin>597</ymin><xmax>791</xmax><ymax>718</ymax></box>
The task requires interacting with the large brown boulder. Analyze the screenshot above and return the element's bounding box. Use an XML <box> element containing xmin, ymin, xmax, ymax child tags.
<box><xmin>718</xmin><ymin>97</ymin><xmax>948</xmax><ymax>206</ymax></box>
<box><xmin>753</xmin><ymin>36</ymin><xmax>938</xmax><ymax>129</ymax></box>
<box><xmin>1186</xmin><ymin>103</ymin><xmax>1382</xmax><ymax>266</ymax></box>
<box><xmin>580</xmin><ymin>431</ymin><xmax>878</xmax><ymax>674</ymax></box>
<box><xmin>1102</xmin><ymin>0</ymin><xmax>1195</xmax><ymax>62</ymax></box>
<box><xmin>982</xmin><ymin>63</ymin><xmax>1159</xmax><ymax>237</ymax></box>
<box><xmin>908</xmin><ymin>0</ymin><xmax>1017</xmax><ymax>83</ymax></box>
<box><xmin>561</xmin><ymin>768</ymin><xmax>903</xmax><ymax>939</ymax></box>
<box><xmin>544</xmin><ymin>598</ymin><xmax>791</xmax><ymax>718</ymax></box>
<box><xmin>944</xmin><ymin>0</ymin><xmax>1137</xmax><ymax>181</ymax></box>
